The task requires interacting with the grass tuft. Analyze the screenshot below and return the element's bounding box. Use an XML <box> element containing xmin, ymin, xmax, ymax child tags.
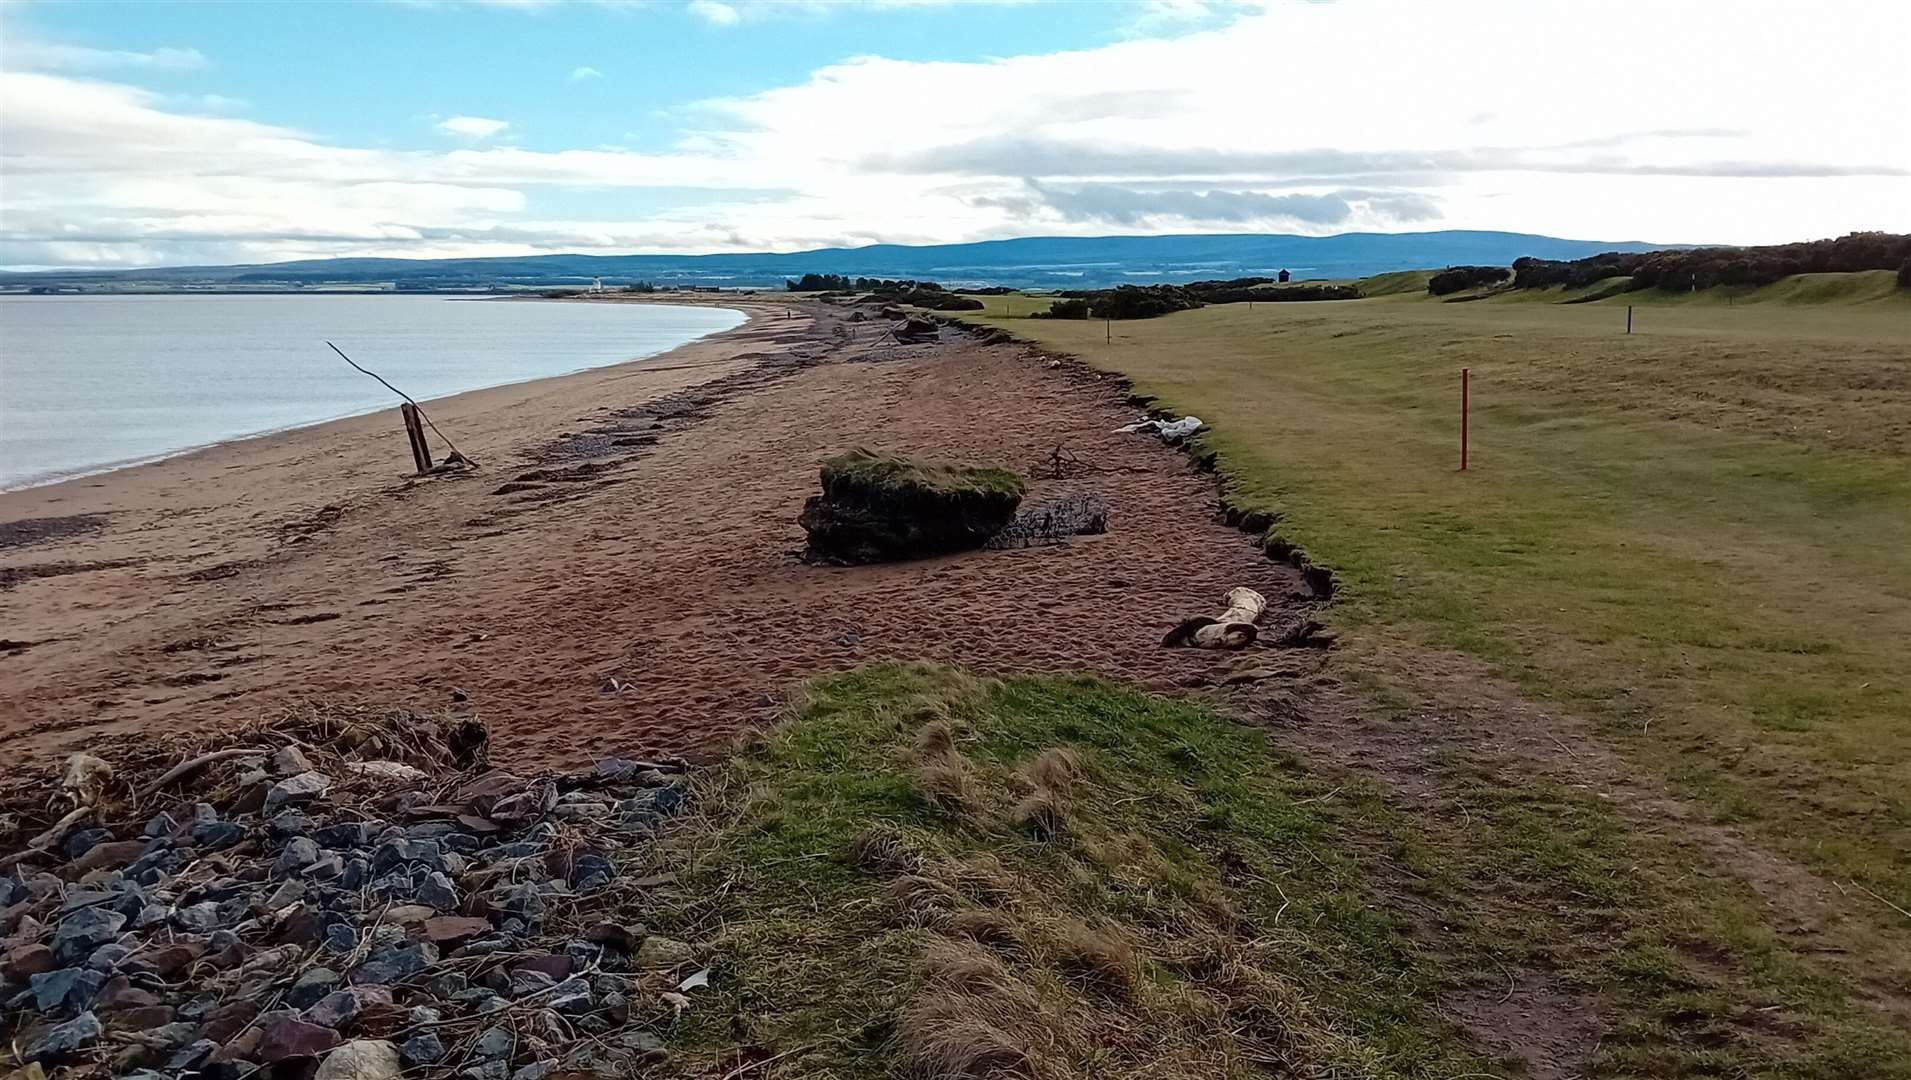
<box><xmin>1018</xmin><ymin>746</ymin><xmax>1082</xmax><ymax>795</ymax></box>
<box><xmin>917</xmin><ymin>759</ymin><xmax>978</xmax><ymax>814</ymax></box>
<box><xmin>1054</xmin><ymin>918</ymin><xmax>1140</xmax><ymax>997</ymax></box>
<box><xmin>1010</xmin><ymin>788</ymin><xmax>1064</xmax><ymax>840</ymax></box>
<box><xmin>888</xmin><ymin>873</ymin><xmax>961</xmax><ymax>926</ymax></box>
<box><xmin>945</xmin><ymin>907</ymin><xmax>1022</xmax><ymax>951</ymax></box>
<box><xmin>851</xmin><ymin>823</ymin><xmax>924</xmax><ymax>876</ymax></box>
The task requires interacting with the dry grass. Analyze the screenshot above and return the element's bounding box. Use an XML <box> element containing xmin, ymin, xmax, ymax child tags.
<box><xmin>918</xmin><ymin>760</ymin><xmax>978</xmax><ymax>813</ymax></box>
<box><xmin>890</xmin><ymin>873</ymin><xmax>963</xmax><ymax>926</ymax></box>
<box><xmin>1054</xmin><ymin>918</ymin><xmax>1140</xmax><ymax>998</ymax></box>
<box><xmin>940</xmin><ymin>853</ymin><xmax>1018</xmax><ymax>904</ymax></box>
<box><xmin>896</xmin><ymin>1004</ymin><xmax>1035</xmax><ymax>1080</ymax></box>
<box><xmin>1011</xmin><ymin>788</ymin><xmax>1064</xmax><ymax>840</ymax></box>
<box><xmin>945</xmin><ymin>907</ymin><xmax>1022</xmax><ymax>951</ymax></box>
<box><xmin>850</xmin><ymin>823</ymin><xmax>924</xmax><ymax>876</ymax></box>
<box><xmin>899</xmin><ymin>942</ymin><xmax>1040</xmax><ymax>1079</ymax></box>
<box><xmin>914</xmin><ymin>719</ymin><xmax>960</xmax><ymax>760</ymax></box>
<box><xmin>1018</xmin><ymin>747</ymin><xmax>1082</xmax><ymax>795</ymax></box>
<box><xmin>1007</xmin><ymin>746</ymin><xmax>1081</xmax><ymax>841</ymax></box>
<box><xmin>914</xmin><ymin>719</ymin><xmax>981</xmax><ymax>813</ymax></box>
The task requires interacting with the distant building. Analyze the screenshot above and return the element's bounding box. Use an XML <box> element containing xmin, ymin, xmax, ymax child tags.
<box><xmin>1278</xmin><ymin>269</ymin><xmax>1291</xmax><ymax>283</ymax></box>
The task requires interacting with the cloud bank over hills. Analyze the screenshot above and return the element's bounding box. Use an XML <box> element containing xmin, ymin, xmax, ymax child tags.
<box><xmin>2</xmin><ymin>0</ymin><xmax>1907</xmax><ymax>269</ymax></box>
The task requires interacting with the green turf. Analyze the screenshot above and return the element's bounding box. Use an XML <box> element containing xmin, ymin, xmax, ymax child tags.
<box><xmin>820</xmin><ymin>447</ymin><xmax>1026</xmax><ymax>500</ymax></box>
<box><xmin>656</xmin><ymin>664</ymin><xmax>1489</xmax><ymax>1078</ymax></box>
<box><xmin>962</xmin><ymin>278</ymin><xmax>1911</xmax><ymax>928</ymax></box>
<box><xmin>651</xmin><ymin>664</ymin><xmax>1911</xmax><ymax>1078</ymax></box>
<box><xmin>1354</xmin><ymin>270</ymin><xmax>1435</xmax><ymax>296</ymax></box>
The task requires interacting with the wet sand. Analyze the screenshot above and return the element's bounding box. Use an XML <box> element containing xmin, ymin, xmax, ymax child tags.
<box><xmin>0</xmin><ymin>300</ymin><xmax>1302</xmax><ymax>768</ymax></box>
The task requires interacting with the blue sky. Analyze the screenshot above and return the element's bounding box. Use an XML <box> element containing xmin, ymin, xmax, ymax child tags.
<box><xmin>16</xmin><ymin>1</ymin><xmax>1144</xmax><ymax>153</ymax></box>
<box><xmin>3</xmin><ymin>0</ymin><xmax>1908</xmax><ymax>268</ymax></box>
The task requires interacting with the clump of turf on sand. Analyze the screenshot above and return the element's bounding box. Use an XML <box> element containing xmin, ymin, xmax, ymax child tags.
<box><xmin>650</xmin><ymin>662</ymin><xmax>1490</xmax><ymax>1078</ymax></box>
<box><xmin>799</xmin><ymin>449</ymin><xmax>1026</xmax><ymax>564</ymax></box>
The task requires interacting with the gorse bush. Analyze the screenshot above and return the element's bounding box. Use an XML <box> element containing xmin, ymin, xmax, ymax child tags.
<box><xmin>1427</xmin><ymin>265</ymin><xmax>1512</xmax><ymax>295</ymax></box>
<box><xmin>1037</xmin><ymin>278</ymin><xmax>1358</xmax><ymax>320</ymax></box>
<box><xmin>1514</xmin><ymin>232</ymin><xmax>1911</xmax><ymax>293</ymax></box>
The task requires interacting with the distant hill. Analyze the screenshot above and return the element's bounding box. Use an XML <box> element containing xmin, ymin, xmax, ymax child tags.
<box><xmin>0</xmin><ymin>230</ymin><xmax>1675</xmax><ymax>292</ymax></box>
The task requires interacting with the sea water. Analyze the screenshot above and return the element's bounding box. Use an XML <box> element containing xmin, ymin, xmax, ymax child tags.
<box><xmin>0</xmin><ymin>294</ymin><xmax>745</xmax><ymax>490</ymax></box>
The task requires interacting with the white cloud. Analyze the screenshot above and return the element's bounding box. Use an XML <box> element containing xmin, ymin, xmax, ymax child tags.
<box><xmin>570</xmin><ymin>65</ymin><xmax>603</xmax><ymax>81</ymax></box>
<box><xmin>680</xmin><ymin>0</ymin><xmax>1030</xmax><ymax>24</ymax></box>
<box><xmin>436</xmin><ymin>115</ymin><xmax>511</xmax><ymax>139</ymax></box>
<box><xmin>1</xmin><ymin>39</ymin><xmax>206</xmax><ymax>72</ymax></box>
<box><xmin>167</xmin><ymin>93</ymin><xmax>249</xmax><ymax>114</ymax></box>
<box><xmin>687</xmin><ymin>1</ymin><xmax>739</xmax><ymax>26</ymax></box>
<box><xmin>4</xmin><ymin>0</ymin><xmax>1910</xmax><ymax>269</ymax></box>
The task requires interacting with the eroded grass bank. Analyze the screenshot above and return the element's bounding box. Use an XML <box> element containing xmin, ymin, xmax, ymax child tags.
<box><xmin>645</xmin><ymin>665</ymin><xmax>1911</xmax><ymax>1078</ymax></box>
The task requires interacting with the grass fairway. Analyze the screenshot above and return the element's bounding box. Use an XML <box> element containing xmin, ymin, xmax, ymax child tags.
<box><xmin>965</xmin><ymin>283</ymin><xmax>1911</xmax><ymax>917</ymax></box>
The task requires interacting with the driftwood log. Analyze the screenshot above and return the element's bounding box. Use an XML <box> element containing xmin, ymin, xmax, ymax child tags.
<box><xmin>1163</xmin><ymin>587</ymin><xmax>1267</xmax><ymax>649</ymax></box>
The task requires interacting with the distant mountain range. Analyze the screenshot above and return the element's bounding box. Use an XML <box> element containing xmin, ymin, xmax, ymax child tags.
<box><xmin>1</xmin><ymin>230</ymin><xmax>1675</xmax><ymax>291</ymax></box>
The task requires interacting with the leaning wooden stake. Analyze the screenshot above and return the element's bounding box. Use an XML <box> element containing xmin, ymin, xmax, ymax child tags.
<box><xmin>327</xmin><ymin>341</ymin><xmax>477</xmax><ymax>469</ymax></box>
<box><xmin>401</xmin><ymin>403</ymin><xmax>433</xmax><ymax>474</ymax></box>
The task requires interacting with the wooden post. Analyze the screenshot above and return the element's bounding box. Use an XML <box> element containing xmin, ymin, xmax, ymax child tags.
<box><xmin>1626</xmin><ymin>305</ymin><xmax>1633</xmax><ymax>334</ymax></box>
<box><xmin>400</xmin><ymin>403</ymin><xmax>432</xmax><ymax>474</ymax></box>
<box><xmin>1460</xmin><ymin>368</ymin><xmax>1470</xmax><ymax>472</ymax></box>
<box><xmin>1105</xmin><ymin>316</ymin><xmax>1111</xmax><ymax>345</ymax></box>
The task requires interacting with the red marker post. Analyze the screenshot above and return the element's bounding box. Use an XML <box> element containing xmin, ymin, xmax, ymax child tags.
<box><xmin>1460</xmin><ymin>367</ymin><xmax>1470</xmax><ymax>471</ymax></box>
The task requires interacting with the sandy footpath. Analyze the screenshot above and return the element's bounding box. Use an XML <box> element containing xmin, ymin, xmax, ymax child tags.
<box><xmin>0</xmin><ymin>299</ymin><xmax>1302</xmax><ymax>768</ymax></box>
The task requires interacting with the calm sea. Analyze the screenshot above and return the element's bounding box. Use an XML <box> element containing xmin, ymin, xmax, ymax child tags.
<box><xmin>0</xmin><ymin>294</ymin><xmax>745</xmax><ymax>490</ymax></box>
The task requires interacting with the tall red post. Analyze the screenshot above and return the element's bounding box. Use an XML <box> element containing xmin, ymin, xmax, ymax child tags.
<box><xmin>1460</xmin><ymin>367</ymin><xmax>1470</xmax><ymax>472</ymax></box>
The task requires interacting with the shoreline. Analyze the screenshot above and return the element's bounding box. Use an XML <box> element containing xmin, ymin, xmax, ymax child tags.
<box><xmin>0</xmin><ymin>298</ymin><xmax>1308</xmax><ymax>771</ymax></box>
<box><xmin>0</xmin><ymin>298</ymin><xmax>754</xmax><ymax>495</ymax></box>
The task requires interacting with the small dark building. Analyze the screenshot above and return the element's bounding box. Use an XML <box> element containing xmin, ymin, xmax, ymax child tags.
<box><xmin>1277</xmin><ymin>269</ymin><xmax>1291</xmax><ymax>283</ymax></box>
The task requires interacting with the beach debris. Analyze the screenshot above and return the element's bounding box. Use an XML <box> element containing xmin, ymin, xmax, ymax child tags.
<box><xmin>799</xmin><ymin>449</ymin><xmax>1025</xmax><ymax>564</ymax></box>
<box><xmin>987</xmin><ymin>493</ymin><xmax>1109</xmax><ymax>549</ymax></box>
<box><xmin>1162</xmin><ymin>587</ymin><xmax>1268</xmax><ymax>649</ymax></box>
<box><xmin>1117</xmin><ymin>415</ymin><xmax>1204</xmax><ymax>441</ymax></box>
<box><xmin>0</xmin><ymin>708</ymin><xmax>695</xmax><ymax>1080</ymax></box>
<box><xmin>891</xmin><ymin>316</ymin><xmax>940</xmax><ymax>344</ymax></box>
<box><xmin>1031</xmin><ymin>444</ymin><xmax>1119</xmax><ymax>481</ymax></box>
<box><xmin>327</xmin><ymin>341</ymin><xmax>479</xmax><ymax>474</ymax></box>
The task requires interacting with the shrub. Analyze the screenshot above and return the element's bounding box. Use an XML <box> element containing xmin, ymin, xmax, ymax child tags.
<box><xmin>786</xmin><ymin>273</ymin><xmax>852</xmax><ymax>291</ymax></box>
<box><xmin>1201</xmin><ymin>283</ymin><xmax>1359</xmax><ymax>303</ymax></box>
<box><xmin>1037</xmin><ymin>298</ymin><xmax>1091</xmax><ymax>319</ymax></box>
<box><xmin>1092</xmin><ymin>284</ymin><xmax>1202</xmax><ymax>319</ymax></box>
<box><xmin>1514</xmin><ymin>233</ymin><xmax>1911</xmax><ymax>293</ymax></box>
<box><xmin>1427</xmin><ymin>265</ymin><xmax>1512</xmax><ymax>295</ymax></box>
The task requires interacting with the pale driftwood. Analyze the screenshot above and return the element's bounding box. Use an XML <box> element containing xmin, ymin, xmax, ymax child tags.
<box><xmin>0</xmin><ymin>805</ymin><xmax>96</xmax><ymax>869</ymax></box>
<box><xmin>30</xmin><ymin>804</ymin><xmax>94</xmax><ymax>849</ymax></box>
<box><xmin>137</xmin><ymin>746</ymin><xmax>266</xmax><ymax>798</ymax></box>
<box><xmin>1162</xmin><ymin>587</ymin><xmax>1268</xmax><ymax>649</ymax></box>
<box><xmin>61</xmin><ymin>752</ymin><xmax>114</xmax><ymax>806</ymax></box>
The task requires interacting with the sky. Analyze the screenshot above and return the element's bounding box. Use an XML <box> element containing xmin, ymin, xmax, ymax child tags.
<box><xmin>2</xmin><ymin>0</ymin><xmax>1908</xmax><ymax>269</ymax></box>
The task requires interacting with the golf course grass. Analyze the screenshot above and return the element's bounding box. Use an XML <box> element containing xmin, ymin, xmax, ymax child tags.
<box><xmin>963</xmin><ymin>278</ymin><xmax>1911</xmax><ymax>921</ymax></box>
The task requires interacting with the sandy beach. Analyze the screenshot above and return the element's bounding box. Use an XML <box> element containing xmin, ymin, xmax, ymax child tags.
<box><xmin>0</xmin><ymin>298</ymin><xmax>1301</xmax><ymax>769</ymax></box>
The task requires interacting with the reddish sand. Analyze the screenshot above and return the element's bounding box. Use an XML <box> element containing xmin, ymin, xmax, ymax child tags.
<box><xmin>0</xmin><ymin>301</ymin><xmax>1302</xmax><ymax>768</ymax></box>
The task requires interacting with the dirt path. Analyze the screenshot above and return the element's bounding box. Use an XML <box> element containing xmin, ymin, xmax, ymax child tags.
<box><xmin>1228</xmin><ymin>634</ymin><xmax>1911</xmax><ymax>1074</ymax></box>
<box><xmin>0</xmin><ymin>303</ymin><xmax>1304</xmax><ymax>770</ymax></box>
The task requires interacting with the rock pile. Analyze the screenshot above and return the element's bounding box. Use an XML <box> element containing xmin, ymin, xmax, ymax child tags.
<box><xmin>1</xmin><ymin>713</ymin><xmax>700</xmax><ymax>1080</ymax></box>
